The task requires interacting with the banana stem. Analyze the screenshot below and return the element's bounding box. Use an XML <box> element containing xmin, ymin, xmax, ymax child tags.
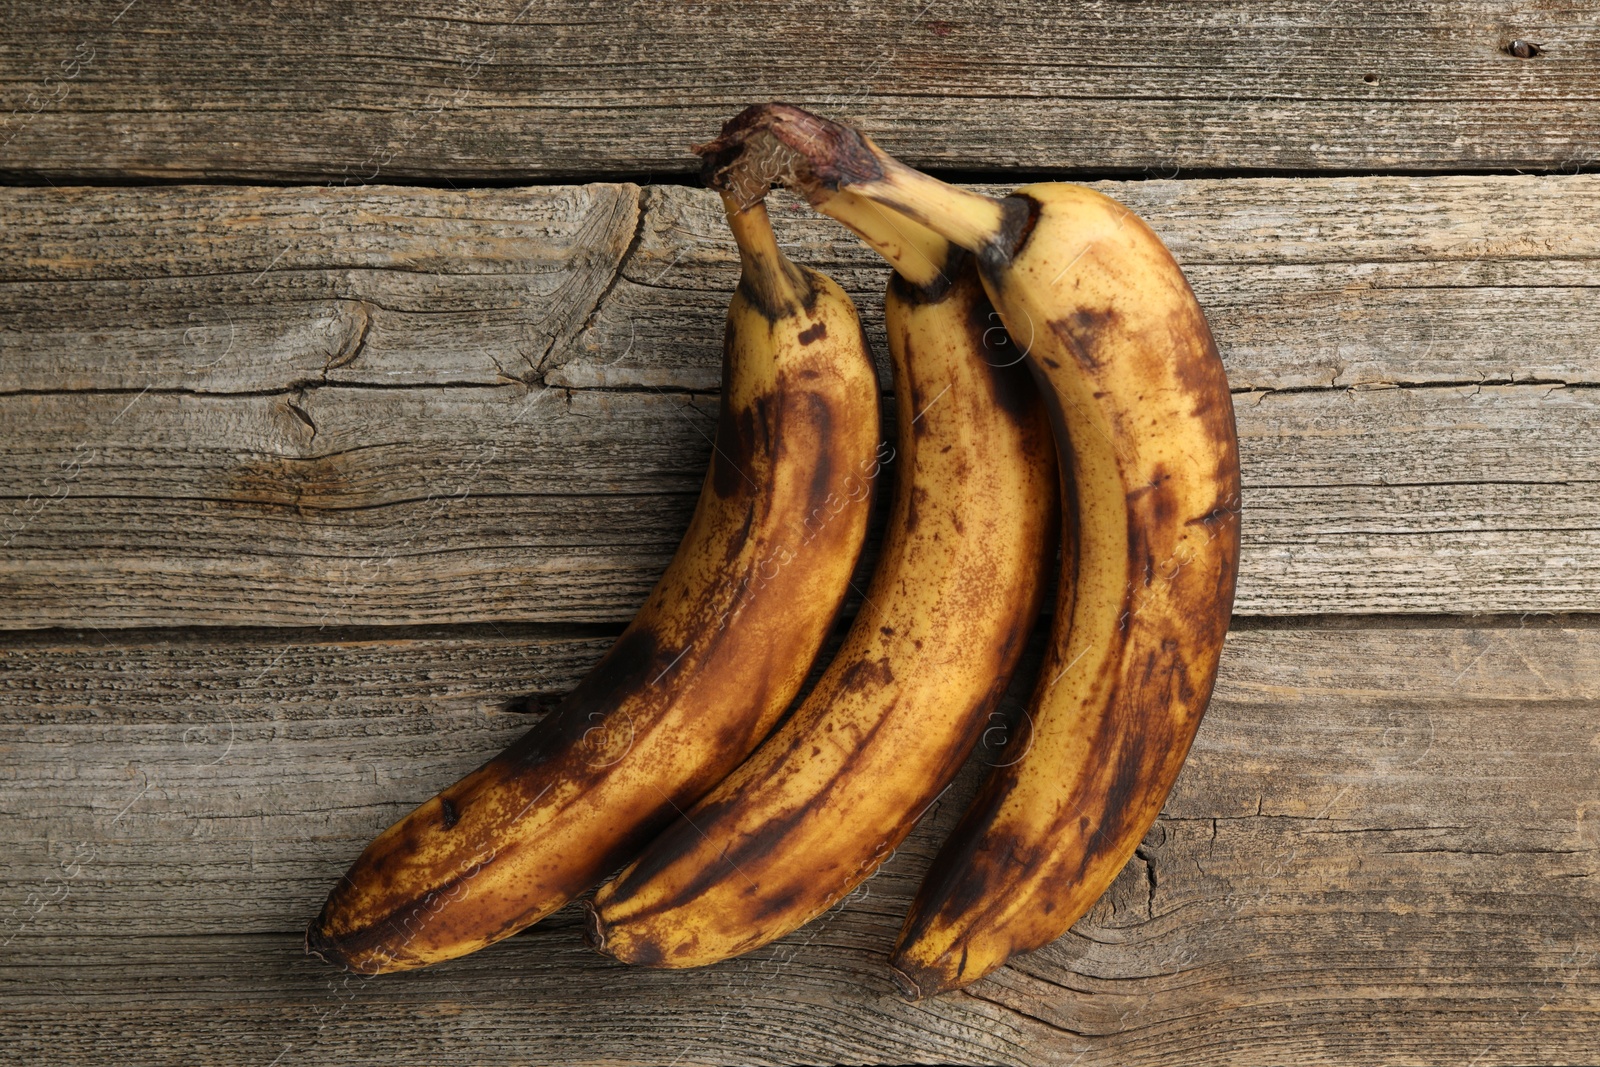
<box><xmin>722</xmin><ymin>192</ymin><xmax>811</xmax><ymax>315</ymax></box>
<box><xmin>814</xmin><ymin>188</ymin><xmax>951</xmax><ymax>289</ymax></box>
<box><xmin>697</xmin><ymin>105</ymin><xmax>1010</xmax><ymax>264</ymax></box>
<box><xmin>851</xmin><ymin>154</ymin><xmax>1007</xmax><ymax>258</ymax></box>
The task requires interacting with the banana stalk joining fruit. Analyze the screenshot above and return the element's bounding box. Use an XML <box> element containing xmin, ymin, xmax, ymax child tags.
<box><xmin>584</xmin><ymin>188</ymin><xmax>1057</xmax><ymax>968</ymax></box>
<box><xmin>698</xmin><ymin>104</ymin><xmax>1241</xmax><ymax>998</ymax></box>
<box><xmin>306</xmin><ymin>194</ymin><xmax>882</xmax><ymax>974</ymax></box>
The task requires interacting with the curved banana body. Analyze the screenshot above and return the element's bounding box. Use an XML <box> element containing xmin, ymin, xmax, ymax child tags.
<box><xmin>889</xmin><ymin>178</ymin><xmax>1241</xmax><ymax>997</ymax></box>
<box><xmin>703</xmin><ymin>105</ymin><xmax>1241</xmax><ymax>996</ymax></box>
<box><xmin>584</xmin><ymin>197</ymin><xmax>1057</xmax><ymax>969</ymax></box>
<box><xmin>306</xmin><ymin>197</ymin><xmax>882</xmax><ymax>974</ymax></box>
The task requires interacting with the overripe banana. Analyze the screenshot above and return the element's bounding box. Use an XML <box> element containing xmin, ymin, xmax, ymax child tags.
<box><xmin>305</xmin><ymin>194</ymin><xmax>883</xmax><ymax>974</ymax></box>
<box><xmin>582</xmin><ymin>188</ymin><xmax>1057</xmax><ymax>968</ymax></box>
<box><xmin>699</xmin><ymin>105</ymin><xmax>1241</xmax><ymax>997</ymax></box>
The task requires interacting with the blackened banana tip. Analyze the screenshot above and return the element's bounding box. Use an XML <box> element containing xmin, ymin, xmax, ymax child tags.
<box><xmin>580</xmin><ymin>901</ymin><xmax>610</xmax><ymax>956</ymax></box>
<box><xmin>887</xmin><ymin>962</ymin><xmax>924</xmax><ymax>1001</ymax></box>
<box><xmin>303</xmin><ymin>918</ymin><xmax>345</xmax><ymax>968</ymax></box>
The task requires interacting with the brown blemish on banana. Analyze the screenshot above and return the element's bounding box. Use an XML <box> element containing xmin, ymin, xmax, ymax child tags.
<box><xmin>976</xmin><ymin>195</ymin><xmax>1039</xmax><ymax>274</ymax></box>
<box><xmin>522</xmin><ymin>626</ymin><xmax>662</xmax><ymax>754</ymax></box>
<box><xmin>1047</xmin><ymin>307</ymin><xmax>1120</xmax><ymax>371</ymax></box>
<box><xmin>603</xmin><ymin>705</ymin><xmax>908</xmax><ymax>950</ymax></box>
<box><xmin>801</xmin><ymin>395</ymin><xmax>837</xmax><ymax>515</ymax></box>
<box><xmin>712</xmin><ymin>401</ymin><xmax>755</xmax><ymax>498</ymax></box>
<box><xmin>903</xmin><ymin>484</ymin><xmax>928</xmax><ymax>533</ymax></box>
<box><xmin>797</xmin><ymin>321</ymin><xmax>827</xmax><ymax>345</ymax></box>
<box><xmin>725</xmin><ymin>504</ymin><xmax>756</xmax><ymax>564</ymax></box>
<box><xmin>1126</xmin><ymin>464</ymin><xmax>1179</xmax><ymax>539</ymax></box>
<box><xmin>967</xmin><ymin>296</ymin><xmax>1035</xmax><ymax>423</ymax></box>
<box><xmin>836</xmin><ymin>655</ymin><xmax>894</xmax><ymax>693</ymax></box>
<box><xmin>1166</xmin><ymin>299</ymin><xmax>1238</xmax><ymax>449</ymax></box>
<box><xmin>594</xmin><ymin>797</ymin><xmax>816</xmax><ymax>936</ymax></box>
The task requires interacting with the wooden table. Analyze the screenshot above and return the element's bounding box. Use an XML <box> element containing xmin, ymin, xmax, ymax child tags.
<box><xmin>3</xmin><ymin>3</ymin><xmax>1597</xmax><ymax>1063</ymax></box>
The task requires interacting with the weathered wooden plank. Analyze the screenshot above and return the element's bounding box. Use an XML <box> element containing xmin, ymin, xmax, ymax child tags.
<box><xmin>2</xmin><ymin>625</ymin><xmax>1596</xmax><ymax>1065</ymax></box>
<box><xmin>2</xmin><ymin>176</ymin><xmax>1597</xmax><ymax>625</ymax></box>
<box><xmin>1</xmin><ymin>1</ymin><xmax>1597</xmax><ymax>180</ymax></box>
<box><xmin>2</xmin><ymin>378</ymin><xmax>1597</xmax><ymax>624</ymax></box>
<box><xmin>0</xmin><ymin>930</ymin><xmax>1079</xmax><ymax>1067</ymax></box>
<box><xmin>0</xmin><ymin>182</ymin><xmax>641</xmax><ymax>393</ymax></box>
<box><xmin>7</xmin><ymin>176</ymin><xmax>1599</xmax><ymax>395</ymax></box>
<box><xmin>4</xmin><ymin>922</ymin><xmax>1592</xmax><ymax>1067</ymax></box>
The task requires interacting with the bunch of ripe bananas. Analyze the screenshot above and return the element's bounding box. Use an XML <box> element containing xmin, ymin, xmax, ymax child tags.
<box><xmin>306</xmin><ymin>104</ymin><xmax>1241</xmax><ymax>999</ymax></box>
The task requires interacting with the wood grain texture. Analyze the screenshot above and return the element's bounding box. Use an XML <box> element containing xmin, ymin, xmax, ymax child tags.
<box><xmin>4</xmin><ymin>176</ymin><xmax>1599</xmax><ymax>626</ymax></box>
<box><xmin>2</xmin><ymin>624</ymin><xmax>1596</xmax><ymax>1065</ymax></box>
<box><xmin>2</xmin><ymin>1</ymin><xmax>1598</xmax><ymax>181</ymax></box>
<box><xmin>5</xmin><ymin>6</ymin><xmax>1597</xmax><ymax>1064</ymax></box>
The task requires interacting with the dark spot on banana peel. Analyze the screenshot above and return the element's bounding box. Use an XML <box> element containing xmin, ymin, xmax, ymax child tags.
<box><xmin>712</xmin><ymin>395</ymin><xmax>762</xmax><ymax>499</ymax></box>
<box><xmin>1188</xmin><ymin>497</ymin><xmax>1242</xmax><ymax>531</ymax></box>
<box><xmin>304</xmin><ymin>910</ymin><xmax>343</xmax><ymax>965</ymax></box>
<box><xmin>310</xmin><ymin>858</ymin><xmax>486</xmax><ymax>973</ymax></box>
<box><xmin>836</xmin><ymin>655</ymin><xmax>894</xmax><ymax>693</ymax></box>
<box><xmin>438</xmin><ymin>797</ymin><xmax>460</xmax><ymax>830</ymax></box>
<box><xmin>1073</xmin><ymin>727</ymin><xmax>1151</xmax><ymax>884</ymax></box>
<box><xmin>735</xmin><ymin>266</ymin><xmax>815</xmax><ymax>322</ymax></box>
<box><xmin>966</xmin><ymin>295</ymin><xmax>1036</xmax><ymax>423</ymax></box>
<box><xmin>973</xmin><ymin>195</ymin><xmax>1039</xmax><ymax>275</ymax></box>
<box><xmin>725</xmin><ymin>503</ymin><xmax>756</xmax><ymax>564</ymax></box>
<box><xmin>505</xmin><ymin>626</ymin><xmax>664</xmax><ymax>769</ymax></box>
<box><xmin>624</xmin><ymin>935</ymin><xmax>667</xmax><ymax>968</ymax></box>
<box><xmin>750</xmin><ymin>881</ymin><xmax>809</xmax><ymax>924</ymax></box>
<box><xmin>1068</xmin><ymin>628</ymin><xmax>1202</xmax><ymax>887</ymax></box>
<box><xmin>1164</xmin><ymin>301</ymin><xmax>1237</xmax><ymax>440</ymax></box>
<box><xmin>905</xmin><ymin>380</ymin><xmax>933</xmax><ymax>433</ymax></box>
<box><xmin>1126</xmin><ymin>464</ymin><xmax>1178</xmax><ymax>538</ymax></box>
<box><xmin>604</xmin><ymin>797</ymin><xmax>814</xmax><ymax>926</ymax></box>
<box><xmin>712</xmin><ymin>688</ymin><xmax>769</xmax><ymax>756</ymax></box>
<box><xmin>793</xmin><ymin>266</ymin><xmax>824</xmax><ymax>314</ymax></box>
<box><xmin>1002</xmin><ymin>194</ymin><xmax>1040</xmax><ymax>261</ymax></box>
<box><xmin>797</xmin><ymin>321</ymin><xmax>827</xmax><ymax>345</ymax></box>
<box><xmin>898</xmin><ymin>769</ymin><xmax>1017</xmax><ymax>943</ymax></box>
<box><xmin>1048</xmin><ymin>307</ymin><xmax>1121</xmax><ymax>372</ymax></box>
<box><xmin>604</xmin><ymin>709</ymin><xmax>899</xmax><ymax>929</ymax></box>
<box><xmin>903</xmin><ymin>484</ymin><xmax>927</xmax><ymax>533</ymax></box>
<box><xmin>733</xmin><ymin>277</ymin><xmax>776</xmax><ymax>322</ymax></box>
<box><xmin>801</xmin><ymin>392</ymin><xmax>838</xmax><ymax>516</ymax></box>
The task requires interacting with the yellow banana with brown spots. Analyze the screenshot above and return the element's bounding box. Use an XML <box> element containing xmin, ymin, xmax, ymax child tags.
<box><xmin>305</xmin><ymin>194</ymin><xmax>883</xmax><ymax>974</ymax></box>
<box><xmin>698</xmin><ymin>105</ymin><xmax>1241</xmax><ymax>997</ymax></box>
<box><xmin>583</xmin><ymin>187</ymin><xmax>1056</xmax><ymax>969</ymax></box>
